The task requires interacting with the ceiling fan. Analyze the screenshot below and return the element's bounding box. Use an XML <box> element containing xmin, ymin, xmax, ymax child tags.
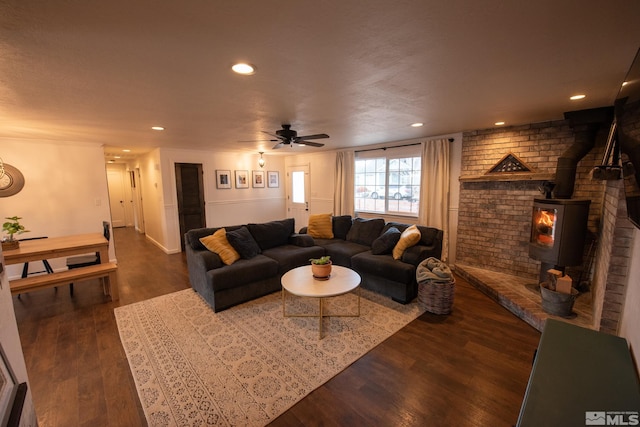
<box><xmin>244</xmin><ymin>124</ymin><xmax>329</xmax><ymax>149</ymax></box>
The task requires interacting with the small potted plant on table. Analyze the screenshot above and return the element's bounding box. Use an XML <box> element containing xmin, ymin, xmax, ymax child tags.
<box><xmin>310</xmin><ymin>255</ymin><xmax>332</xmax><ymax>279</ymax></box>
<box><xmin>2</xmin><ymin>216</ymin><xmax>29</xmax><ymax>250</ymax></box>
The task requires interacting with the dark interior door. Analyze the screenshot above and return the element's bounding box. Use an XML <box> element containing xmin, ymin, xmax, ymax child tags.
<box><xmin>175</xmin><ymin>163</ymin><xmax>205</xmax><ymax>251</ymax></box>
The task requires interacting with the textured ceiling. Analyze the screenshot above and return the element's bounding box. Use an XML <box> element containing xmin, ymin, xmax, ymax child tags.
<box><xmin>1</xmin><ymin>1</ymin><xmax>640</xmax><ymax>158</ymax></box>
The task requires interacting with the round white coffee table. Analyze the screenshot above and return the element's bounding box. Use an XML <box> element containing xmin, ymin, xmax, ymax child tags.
<box><xmin>281</xmin><ymin>265</ymin><xmax>361</xmax><ymax>339</ymax></box>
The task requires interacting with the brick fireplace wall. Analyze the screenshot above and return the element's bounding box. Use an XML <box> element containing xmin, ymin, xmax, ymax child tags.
<box><xmin>591</xmin><ymin>98</ymin><xmax>640</xmax><ymax>333</ymax></box>
<box><xmin>456</xmin><ymin>120</ymin><xmax>606</xmax><ymax>281</ymax></box>
<box><xmin>593</xmin><ymin>180</ymin><xmax>635</xmax><ymax>334</ymax></box>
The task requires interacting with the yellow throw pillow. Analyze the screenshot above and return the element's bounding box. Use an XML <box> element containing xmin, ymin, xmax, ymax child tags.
<box><xmin>392</xmin><ymin>224</ymin><xmax>421</xmax><ymax>260</ymax></box>
<box><xmin>307</xmin><ymin>213</ymin><xmax>334</xmax><ymax>239</ymax></box>
<box><xmin>199</xmin><ymin>228</ymin><xmax>240</xmax><ymax>265</ymax></box>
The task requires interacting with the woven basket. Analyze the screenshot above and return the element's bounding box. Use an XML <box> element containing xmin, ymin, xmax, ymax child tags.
<box><xmin>418</xmin><ymin>279</ymin><xmax>456</xmax><ymax>315</ymax></box>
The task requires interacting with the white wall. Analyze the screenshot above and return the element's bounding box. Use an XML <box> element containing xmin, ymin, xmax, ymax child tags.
<box><xmin>284</xmin><ymin>150</ymin><xmax>337</xmax><ymax>215</ymax></box>
<box><xmin>619</xmin><ymin>227</ymin><xmax>640</xmax><ymax>369</ymax></box>
<box><xmin>131</xmin><ymin>148</ymin><xmax>287</xmax><ymax>253</ymax></box>
<box><xmin>1</xmin><ymin>140</ymin><xmax>115</xmax><ymax>279</ymax></box>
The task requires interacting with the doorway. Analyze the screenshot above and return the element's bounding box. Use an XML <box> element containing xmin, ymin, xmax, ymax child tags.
<box><xmin>106</xmin><ymin>168</ymin><xmax>128</xmax><ymax>228</ymax></box>
<box><xmin>175</xmin><ymin>163</ymin><xmax>206</xmax><ymax>250</ymax></box>
<box><xmin>286</xmin><ymin>164</ymin><xmax>310</xmax><ymax>231</ymax></box>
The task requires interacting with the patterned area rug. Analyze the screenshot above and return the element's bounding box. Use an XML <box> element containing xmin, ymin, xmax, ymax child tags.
<box><xmin>115</xmin><ymin>287</ymin><xmax>425</xmax><ymax>426</ymax></box>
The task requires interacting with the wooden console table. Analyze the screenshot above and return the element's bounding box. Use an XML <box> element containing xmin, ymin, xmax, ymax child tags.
<box><xmin>517</xmin><ymin>319</ymin><xmax>640</xmax><ymax>426</ymax></box>
<box><xmin>3</xmin><ymin>233</ymin><xmax>119</xmax><ymax>300</ymax></box>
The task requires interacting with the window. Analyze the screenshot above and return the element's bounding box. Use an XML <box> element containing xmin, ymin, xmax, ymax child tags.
<box><xmin>291</xmin><ymin>170</ymin><xmax>305</xmax><ymax>203</ymax></box>
<box><xmin>354</xmin><ymin>146</ymin><xmax>421</xmax><ymax>216</ymax></box>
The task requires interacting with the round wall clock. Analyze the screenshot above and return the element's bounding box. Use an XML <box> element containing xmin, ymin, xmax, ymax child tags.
<box><xmin>0</xmin><ymin>163</ymin><xmax>25</xmax><ymax>197</ymax></box>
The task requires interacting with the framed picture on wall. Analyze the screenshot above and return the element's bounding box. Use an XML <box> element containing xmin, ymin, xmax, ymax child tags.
<box><xmin>252</xmin><ymin>170</ymin><xmax>265</xmax><ymax>188</ymax></box>
<box><xmin>235</xmin><ymin>170</ymin><xmax>249</xmax><ymax>189</ymax></box>
<box><xmin>216</xmin><ymin>170</ymin><xmax>232</xmax><ymax>189</ymax></box>
<box><xmin>267</xmin><ymin>171</ymin><xmax>279</xmax><ymax>188</ymax></box>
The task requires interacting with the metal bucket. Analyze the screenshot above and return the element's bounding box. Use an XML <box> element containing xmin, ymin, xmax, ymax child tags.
<box><xmin>540</xmin><ymin>283</ymin><xmax>578</xmax><ymax>317</ymax></box>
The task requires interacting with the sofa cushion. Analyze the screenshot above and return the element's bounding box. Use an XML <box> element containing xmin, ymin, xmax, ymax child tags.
<box><xmin>333</xmin><ymin>215</ymin><xmax>353</xmax><ymax>240</ymax></box>
<box><xmin>186</xmin><ymin>225</ymin><xmax>243</xmax><ymax>251</ymax></box>
<box><xmin>346</xmin><ymin>218</ymin><xmax>385</xmax><ymax>246</ymax></box>
<box><xmin>186</xmin><ymin>227</ymin><xmax>220</xmax><ymax>251</ymax></box>
<box><xmin>307</xmin><ymin>213</ymin><xmax>334</xmax><ymax>239</ymax></box>
<box><xmin>416</xmin><ymin>226</ymin><xmax>441</xmax><ymax>246</ymax></box>
<box><xmin>262</xmin><ymin>244</ymin><xmax>325</xmax><ymax>274</ymax></box>
<box><xmin>226</xmin><ymin>226</ymin><xmax>261</xmax><ymax>259</ymax></box>
<box><xmin>209</xmin><ymin>255</ymin><xmax>279</xmax><ymax>291</ymax></box>
<box><xmin>351</xmin><ymin>251</ymin><xmax>416</xmax><ymax>284</ymax></box>
<box><xmin>248</xmin><ymin>218</ymin><xmax>294</xmax><ymax>250</ymax></box>
<box><xmin>392</xmin><ymin>224</ymin><xmax>421</xmax><ymax>260</ymax></box>
<box><xmin>323</xmin><ymin>241</ymin><xmax>370</xmax><ymax>267</ymax></box>
<box><xmin>371</xmin><ymin>226</ymin><xmax>401</xmax><ymax>255</ymax></box>
<box><xmin>199</xmin><ymin>228</ymin><xmax>240</xmax><ymax>265</ymax></box>
<box><xmin>288</xmin><ymin>233</ymin><xmax>315</xmax><ymax>247</ymax></box>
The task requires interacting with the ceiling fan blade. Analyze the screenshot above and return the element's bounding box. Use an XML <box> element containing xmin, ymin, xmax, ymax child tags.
<box><xmin>238</xmin><ymin>139</ymin><xmax>278</xmax><ymax>143</ymax></box>
<box><xmin>272</xmin><ymin>142</ymin><xmax>286</xmax><ymax>149</ymax></box>
<box><xmin>296</xmin><ymin>133</ymin><xmax>329</xmax><ymax>140</ymax></box>
<box><xmin>262</xmin><ymin>130</ymin><xmax>286</xmax><ymax>141</ymax></box>
<box><xmin>298</xmin><ymin>140</ymin><xmax>325</xmax><ymax>147</ymax></box>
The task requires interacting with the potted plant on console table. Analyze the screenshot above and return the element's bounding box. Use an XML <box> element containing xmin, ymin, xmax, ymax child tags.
<box><xmin>2</xmin><ymin>216</ymin><xmax>29</xmax><ymax>250</ymax></box>
<box><xmin>310</xmin><ymin>256</ymin><xmax>332</xmax><ymax>279</ymax></box>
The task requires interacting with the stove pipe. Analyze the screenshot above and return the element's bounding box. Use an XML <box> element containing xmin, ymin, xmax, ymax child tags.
<box><xmin>553</xmin><ymin>107</ymin><xmax>614</xmax><ymax>199</ymax></box>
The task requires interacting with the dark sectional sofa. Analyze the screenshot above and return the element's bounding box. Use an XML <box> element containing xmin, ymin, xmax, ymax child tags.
<box><xmin>301</xmin><ymin>216</ymin><xmax>443</xmax><ymax>304</ymax></box>
<box><xmin>185</xmin><ymin>216</ymin><xmax>443</xmax><ymax>312</ymax></box>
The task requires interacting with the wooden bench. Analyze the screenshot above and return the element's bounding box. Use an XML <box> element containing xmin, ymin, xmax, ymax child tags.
<box><xmin>10</xmin><ymin>262</ymin><xmax>119</xmax><ymax>301</ymax></box>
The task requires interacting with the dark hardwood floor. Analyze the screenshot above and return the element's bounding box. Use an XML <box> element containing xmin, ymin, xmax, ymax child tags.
<box><xmin>13</xmin><ymin>227</ymin><xmax>540</xmax><ymax>426</ymax></box>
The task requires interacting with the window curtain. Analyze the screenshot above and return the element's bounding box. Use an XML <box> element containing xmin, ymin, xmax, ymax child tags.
<box><xmin>419</xmin><ymin>138</ymin><xmax>450</xmax><ymax>261</ymax></box>
<box><xmin>334</xmin><ymin>150</ymin><xmax>354</xmax><ymax>216</ymax></box>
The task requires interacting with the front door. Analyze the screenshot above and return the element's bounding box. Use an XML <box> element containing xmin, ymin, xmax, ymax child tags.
<box><xmin>175</xmin><ymin>163</ymin><xmax>206</xmax><ymax>250</ymax></box>
<box><xmin>286</xmin><ymin>164</ymin><xmax>310</xmax><ymax>231</ymax></box>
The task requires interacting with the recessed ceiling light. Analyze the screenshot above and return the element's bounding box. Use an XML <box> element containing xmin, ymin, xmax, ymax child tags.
<box><xmin>114</xmin><ymin>155</ymin><xmax>121</xmax><ymax>159</ymax></box>
<box><xmin>495</xmin><ymin>121</ymin><xmax>505</xmax><ymax>126</ymax></box>
<box><xmin>570</xmin><ymin>94</ymin><xmax>586</xmax><ymax>100</ymax></box>
<box><xmin>151</xmin><ymin>126</ymin><xmax>164</xmax><ymax>131</ymax></box>
<box><xmin>622</xmin><ymin>81</ymin><xmax>629</xmax><ymax>87</ymax></box>
<box><xmin>122</xmin><ymin>149</ymin><xmax>131</xmax><ymax>152</ymax></box>
<box><xmin>232</xmin><ymin>63</ymin><xmax>256</xmax><ymax>75</ymax></box>
<box><xmin>410</xmin><ymin>122</ymin><xmax>424</xmax><ymax>127</ymax></box>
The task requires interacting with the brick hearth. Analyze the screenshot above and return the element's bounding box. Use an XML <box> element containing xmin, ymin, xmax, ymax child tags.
<box><xmin>455</xmin><ymin>263</ymin><xmax>593</xmax><ymax>332</ymax></box>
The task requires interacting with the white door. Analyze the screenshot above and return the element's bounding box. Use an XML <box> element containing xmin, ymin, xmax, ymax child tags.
<box><xmin>132</xmin><ymin>168</ymin><xmax>145</xmax><ymax>233</ymax></box>
<box><xmin>107</xmin><ymin>169</ymin><xmax>127</xmax><ymax>228</ymax></box>
<box><xmin>286</xmin><ymin>165</ymin><xmax>310</xmax><ymax>231</ymax></box>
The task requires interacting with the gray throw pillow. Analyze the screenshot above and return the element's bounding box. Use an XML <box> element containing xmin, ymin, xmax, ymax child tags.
<box><xmin>226</xmin><ymin>226</ymin><xmax>261</xmax><ymax>259</ymax></box>
<box><xmin>371</xmin><ymin>226</ymin><xmax>401</xmax><ymax>255</ymax></box>
<box><xmin>332</xmin><ymin>215</ymin><xmax>353</xmax><ymax>240</ymax></box>
<box><xmin>346</xmin><ymin>218</ymin><xmax>385</xmax><ymax>246</ymax></box>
